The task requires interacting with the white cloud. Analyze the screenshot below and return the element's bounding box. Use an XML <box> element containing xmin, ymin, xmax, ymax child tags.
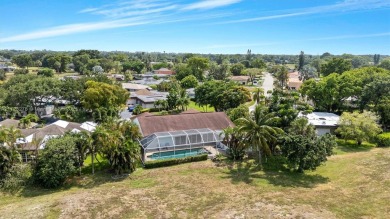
<box><xmin>183</xmin><ymin>0</ymin><xmax>242</xmax><ymax>10</ymax></box>
<box><xmin>221</xmin><ymin>0</ymin><xmax>390</xmax><ymax>23</ymax></box>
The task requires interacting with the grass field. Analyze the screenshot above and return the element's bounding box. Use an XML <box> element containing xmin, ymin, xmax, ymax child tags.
<box><xmin>0</xmin><ymin>143</ymin><xmax>389</xmax><ymax>218</ymax></box>
<box><xmin>187</xmin><ymin>100</ymin><xmax>215</xmax><ymax>112</ymax></box>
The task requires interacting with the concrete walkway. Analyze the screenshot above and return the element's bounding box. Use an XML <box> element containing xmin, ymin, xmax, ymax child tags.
<box><xmin>249</xmin><ymin>72</ymin><xmax>274</xmax><ymax>112</ymax></box>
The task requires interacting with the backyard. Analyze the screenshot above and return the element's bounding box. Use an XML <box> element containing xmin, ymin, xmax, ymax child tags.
<box><xmin>0</xmin><ymin>143</ymin><xmax>389</xmax><ymax>218</ymax></box>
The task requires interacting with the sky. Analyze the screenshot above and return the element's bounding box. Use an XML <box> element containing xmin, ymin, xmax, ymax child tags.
<box><xmin>0</xmin><ymin>0</ymin><xmax>389</xmax><ymax>54</ymax></box>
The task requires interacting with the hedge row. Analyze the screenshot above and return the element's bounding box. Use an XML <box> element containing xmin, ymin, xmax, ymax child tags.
<box><xmin>144</xmin><ymin>154</ymin><xmax>208</xmax><ymax>169</ymax></box>
<box><xmin>376</xmin><ymin>132</ymin><xmax>390</xmax><ymax>147</ymax></box>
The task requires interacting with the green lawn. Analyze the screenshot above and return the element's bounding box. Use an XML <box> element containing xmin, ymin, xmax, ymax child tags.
<box><xmin>1</xmin><ymin>143</ymin><xmax>389</xmax><ymax>218</ymax></box>
<box><xmin>187</xmin><ymin>100</ymin><xmax>215</xmax><ymax>112</ymax></box>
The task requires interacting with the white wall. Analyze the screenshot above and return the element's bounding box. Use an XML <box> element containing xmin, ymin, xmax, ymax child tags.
<box><xmin>316</xmin><ymin>128</ymin><xmax>331</xmax><ymax>136</ymax></box>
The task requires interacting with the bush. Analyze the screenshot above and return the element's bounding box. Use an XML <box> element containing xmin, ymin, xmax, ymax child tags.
<box><xmin>37</xmin><ymin>68</ymin><xmax>54</xmax><ymax>77</ymax></box>
<box><xmin>14</xmin><ymin>69</ymin><xmax>29</xmax><ymax>75</ymax></box>
<box><xmin>0</xmin><ymin>164</ymin><xmax>32</xmax><ymax>193</ymax></box>
<box><xmin>34</xmin><ymin>136</ymin><xmax>78</xmax><ymax>188</ymax></box>
<box><xmin>144</xmin><ymin>154</ymin><xmax>208</xmax><ymax>169</ymax></box>
<box><xmin>376</xmin><ymin>132</ymin><xmax>390</xmax><ymax>147</ymax></box>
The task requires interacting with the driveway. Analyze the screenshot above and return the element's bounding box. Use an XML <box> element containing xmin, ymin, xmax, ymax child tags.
<box><xmin>249</xmin><ymin>72</ymin><xmax>274</xmax><ymax>112</ymax></box>
<box><xmin>120</xmin><ymin>108</ymin><xmax>133</xmax><ymax>120</ymax></box>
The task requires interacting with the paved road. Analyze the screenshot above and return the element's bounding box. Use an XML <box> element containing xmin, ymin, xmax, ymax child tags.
<box><xmin>120</xmin><ymin>108</ymin><xmax>133</xmax><ymax>120</ymax></box>
<box><xmin>249</xmin><ymin>72</ymin><xmax>274</xmax><ymax>112</ymax></box>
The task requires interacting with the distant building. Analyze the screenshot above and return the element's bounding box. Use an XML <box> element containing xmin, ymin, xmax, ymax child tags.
<box><xmin>128</xmin><ymin>89</ymin><xmax>168</xmax><ymax>109</ymax></box>
<box><xmin>0</xmin><ymin>64</ymin><xmax>16</xmax><ymax>72</ymax></box>
<box><xmin>299</xmin><ymin>112</ymin><xmax>340</xmax><ymax>136</ymax></box>
<box><xmin>288</xmin><ymin>71</ymin><xmax>303</xmax><ymax>90</ymax></box>
<box><xmin>153</xmin><ymin>68</ymin><xmax>174</xmax><ymax>75</ymax></box>
<box><xmin>122</xmin><ymin>83</ymin><xmax>151</xmax><ymax>92</ymax></box>
<box><xmin>229</xmin><ymin>76</ymin><xmax>250</xmax><ymax>85</ymax></box>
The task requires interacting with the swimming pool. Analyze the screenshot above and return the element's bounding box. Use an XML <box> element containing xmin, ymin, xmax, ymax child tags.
<box><xmin>147</xmin><ymin>148</ymin><xmax>208</xmax><ymax>160</ymax></box>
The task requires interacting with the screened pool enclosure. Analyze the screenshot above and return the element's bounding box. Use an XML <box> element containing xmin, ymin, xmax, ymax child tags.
<box><xmin>140</xmin><ymin>128</ymin><xmax>223</xmax><ymax>161</ymax></box>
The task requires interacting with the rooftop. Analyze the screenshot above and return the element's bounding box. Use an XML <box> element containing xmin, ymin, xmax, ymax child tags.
<box><xmin>299</xmin><ymin>112</ymin><xmax>340</xmax><ymax>127</ymax></box>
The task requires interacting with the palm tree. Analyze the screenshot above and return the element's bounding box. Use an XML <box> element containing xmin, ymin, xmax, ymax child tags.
<box><xmin>221</xmin><ymin>127</ymin><xmax>247</xmax><ymax>161</ymax></box>
<box><xmin>2</xmin><ymin>127</ymin><xmax>22</xmax><ymax>150</ymax></box>
<box><xmin>177</xmin><ymin>89</ymin><xmax>190</xmax><ymax>111</ymax></box>
<box><xmin>252</xmin><ymin>88</ymin><xmax>265</xmax><ymax>104</ymax></box>
<box><xmin>236</xmin><ymin>105</ymin><xmax>284</xmax><ymax>164</ymax></box>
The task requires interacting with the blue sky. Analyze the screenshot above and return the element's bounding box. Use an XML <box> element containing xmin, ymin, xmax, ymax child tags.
<box><xmin>1</xmin><ymin>0</ymin><xmax>389</xmax><ymax>54</ymax></box>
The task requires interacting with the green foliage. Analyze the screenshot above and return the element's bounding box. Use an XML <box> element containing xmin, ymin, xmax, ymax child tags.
<box><xmin>0</xmin><ymin>69</ymin><xmax>5</xmax><ymax>81</ymax></box>
<box><xmin>34</xmin><ymin>136</ymin><xmax>78</xmax><ymax>188</ymax></box>
<box><xmin>208</xmin><ymin>61</ymin><xmax>230</xmax><ymax>80</ymax></box>
<box><xmin>122</xmin><ymin>60</ymin><xmax>145</xmax><ymax>74</ymax></box>
<box><xmin>0</xmin><ymin>164</ymin><xmax>32</xmax><ymax>193</ymax></box>
<box><xmin>222</xmin><ymin>127</ymin><xmax>247</xmax><ymax>161</ymax></box>
<box><xmin>144</xmin><ymin>154</ymin><xmax>208</xmax><ymax>169</ymax></box>
<box><xmin>187</xmin><ymin>56</ymin><xmax>209</xmax><ymax>80</ymax></box>
<box><xmin>94</xmin><ymin>121</ymin><xmax>142</xmax><ymax>175</ymax></box>
<box><xmin>376</xmin><ymin>132</ymin><xmax>390</xmax><ymax>147</ymax></box>
<box><xmin>133</xmin><ymin>105</ymin><xmax>143</xmax><ymax>115</ymax></box>
<box><xmin>251</xmin><ymin>58</ymin><xmax>266</xmax><ymax>69</ymax></box>
<box><xmin>37</xmin><ymin>68</ymin><xmax>54</xmax><ymax>77</ymax></box>
<box><xmin>378</xmin><ymin>59</ymin><xmax>390</xmax><ymax>70</ymax></box>
<box><xmin>298</xmin><ymin>51</ymin><xmax>305</xmax><ymax>71</ymax></box>
<box><xmin>152</xmin><ymin>62</ymin><xmax>169</xmax><ymax>70</ymax></box>
<box><xmin>281</xmin><ymin>134</ymin><xmax>336</xmax><ymax>172</ymax></box>
<box><xmin>336</xmin><ymin>111</ymin><xmax>382</xmax><ymax>145</ymax></box>
<box><xmin>11</xmin><ymin>54</ymin><xmax>32</xmax><ymax>69</ymax></box>
<box><xmin>81</xmin><ymin>81</ymin><xmax>128</xmax><ymax>110</ymax></box>
<box><xmin>275</xmin><ymin>65</ymin><xmax>288</xmax><ymax>87</ymax></box>
<box><xmin>173</xmin><ymin>63</ymin><xmax>191</xmax><ymax>81</ymax></box>
<box><xmin>288</xmin><ymin>117</ymin><xmax>316</xmax><ymax>136</ymax></box>
<box><xmin>226</xmin><ymin>104</ymin><xmax>249</xmax><ymax>122</ymax></box>
<box><xmin>13</xmin><ymin>68</ymin><xmax>29</xmax><ymax>75</ymax></box>
<box><xmin>216</xmin><ymin>86</ymin><xmax>251</xmax><ymax>111</ymax></box>
<box><xmin>321</xmin><ymin>57</ymin><xmax>352</xmax><ymax>76</ymax></box>
<box><xmin>180</xmin><ymin>75</ymin><xmax>198</xmax><ymax>89</ymax></box>
<box><xmin>0</xmin><ymin>147</ymin><xmax>21</xmax><ymax>180</ymax></box>
<box><xmin>299</xmin><ymin>64</ymin><xmax>318</xmax><ymax>81</ymax></box>
<box><xmin>19</xmin><ymin>114</ymin><xmax>39</xmax><ymax>128</ymax></box>
<box><xmin>230</xmin><ymin>63</ymin><xmax>245</xmax><ymax>76</ymax></box>
<box><xmin>53</xmin><ymin>106</ymin><xmax>87</xmax><ymax>122</ymax></box>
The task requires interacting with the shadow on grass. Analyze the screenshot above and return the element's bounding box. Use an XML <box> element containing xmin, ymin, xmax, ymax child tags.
<box><xmin>222</xmin><ymin>160</ymin><xmax>329</xmax><ymax>188</ymax></box>
<box><xmin>334</xmin><ymin>140</ymin><xmax>375</xmax><ymax>154</ymax></box>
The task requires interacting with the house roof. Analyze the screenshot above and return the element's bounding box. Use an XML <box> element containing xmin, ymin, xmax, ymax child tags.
<box><xmin>299</xmin><ymin>112</ymin><xmax>340</xmax><ymax>127</ymax></box>
<box><xmin>135</xmin><ymin>89</ymin><xmax>153</xmax><ymax>96</ymax></box>
<box><xmin>0</xmin><ymin>119</ymin><xmax>20</xmax><ymax>128</ymax></box>
<box><xmin>135</xmin><ymin>111</ymin><xmax>234</xmax><ymax>136</ymax></box>
<box><xmin>122</xmin><ymin>83</ymin><xmax>151</xmax><ymax>90</ymax></box>
<box><xmin>229</xmin><ymin>76</ymin><xmax>250</xmax><ymax>81</ymax></box>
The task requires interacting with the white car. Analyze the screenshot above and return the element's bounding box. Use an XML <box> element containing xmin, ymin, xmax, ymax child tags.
<box><xmin>253</xmin><ymin>81</ymin><xmax>258</xmax><ymax>86</ymax></box>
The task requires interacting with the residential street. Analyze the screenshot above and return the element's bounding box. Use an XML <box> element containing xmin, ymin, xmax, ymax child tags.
<box><xmin>249</xmin><ymin>72</ymin><xmax>274</xmax><ymax>112</ymax></box>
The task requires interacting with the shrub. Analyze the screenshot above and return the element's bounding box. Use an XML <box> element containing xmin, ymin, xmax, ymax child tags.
<box><xmin>376</xmin><ymin>132</ymin><xmax>390</xmax><ymax>147</ymax></box>
<box><xmin>34</xmin><ymin>136</ymin><xmax>78</xmax><ymax>188</ymax></box>
<box><xmin>14</xmin><ymin>68</ymin><xmax>29</xmax><ymax>75</ymax></box>
<box><xmin>37</xmin><ymin>68</ymin><xmax>54</xmax><ymax>77</ymax></box>
<box><xmin>144</xmin><ymin>154</ymin><xmax>208</xmax><ymax>169</ymax></box>
<box><xmin>0</xmin><ymin>164</ymin><xmax>32</xmax><ymax>193</ymax></box>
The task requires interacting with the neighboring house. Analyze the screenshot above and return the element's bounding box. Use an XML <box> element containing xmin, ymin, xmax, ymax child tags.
<box><xmin>134</xmin><ymin>110</ymin><xmax>234</xmax><ymax>161</ymax></box>
<box><xmin>16</xmin><ymin>120</ymin><xmax>97</xmax><ymax>162</ymax></box>
<box><xmin>299</xmin><ymin>112</ymin><xmax>340</xmax><ymax>136</ymax></box>
<box><xmin>153</xmin><ymin>68</ymin><xmax>174</xmax><ymax>75</ymax></box>
<box><xmin>288</xmin><ymin>71</ymin><xmax>303</xmax><ymax>90</ymax></box>
<box><xmin>0</xmin><ymin>119</ymin><xmax>38</xmax><ymax>129</ymax></box>
<box><xmin>122</xmin><ymin>83</ymin><xmax>151</xmax><ymax>92</ymax></box>
<box><xmin>229</xmin><ymin>76</ymin><xmax>250</xmax><ymax>85</ymax></box>
<box><xmin>186</xmin><ymin>88</ymin><xmax>195</xmax><ymax>99</ymax></box>
<box><xmin>110</xmin><ymin>74</ymin><xmax>125</xmax><ymax>81</ymax></box>
<box><xmin>128</xmin><ymin>89</ymin><xmax>168</xmax><ymax>109</ymax></box>
<box><xmin>0</xmin><ymin>64</ymin><xmax>16</xmax><ymax>72</ymax></box>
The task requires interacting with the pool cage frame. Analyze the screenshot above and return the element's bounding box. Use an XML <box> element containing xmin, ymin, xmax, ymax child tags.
<box><xmin>140</xmin><ymin>128</ymin><xmax>224</xmax><ymax>161</ymax></box>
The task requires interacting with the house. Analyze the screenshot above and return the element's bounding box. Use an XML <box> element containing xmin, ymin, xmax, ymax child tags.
<box><xmin>110</xmin><ymin>74</ymin><xmax>125</xmax><ymax>81</ymax></box>
<box><xmin>16</xmin><ymin>120</ymin><xmax>97</xmax><ymax>162</ymax></box>
<box><xmin>0</xmin><ymin>64</ymin><xmax>16</xmax><ymax>72</ymax></box>
<box><xmin>122</xmin><ymin>83</ymin><xmax>151</xmax><ymax>92</ymax></box>
<box><xmin>0</xmin><ymin>119</ymin><xmax>38</xmax><ymax>129</ymax></box>
<box><xmin>229</xmin><ymin>76</ymin><xmax>250</xmax><ymax>85</ymax></box>
<box><xmin>288</xmin><ymin>71</ymin><xmax>303</xmax><ymax>90</ymax></box>
<box><xmin>299</xmin><ymin>112</ymin><xmax>340</xmax><ymax>136</ymax></box>
<box><xmin>134</xmin><ymin>110</ymin><xmax>234</xmax><ymax>161</ymax></box>
<box><xmin>128</xmin><ymin>89</ymin><xmax>168</xmax><ymax>109</ymax></box>
<box><xmin>186</xmin><ymin>88</ymin><xmax>195</xmax><ymax>99</ymax></box>
<box><xmin>153</xmin><ymin>68</ymin><xmax>174</xmax><ymax>75</ymax></box>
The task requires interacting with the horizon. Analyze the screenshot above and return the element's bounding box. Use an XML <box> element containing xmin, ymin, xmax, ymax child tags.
<box><xmin>1</xmin><ymin>0</ymin><xmax>389</xmax><ymax>54</ymax></box>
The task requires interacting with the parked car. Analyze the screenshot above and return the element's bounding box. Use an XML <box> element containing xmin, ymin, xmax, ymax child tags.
<box><xmin>253</xmin><ymin>80</ymin><xmax>258</xmax><ymax>86</ymax></box>
<box><xmin>128</xmin><ymin>105</ymin><xmax>135</xmax><ymax>112</ymax></box>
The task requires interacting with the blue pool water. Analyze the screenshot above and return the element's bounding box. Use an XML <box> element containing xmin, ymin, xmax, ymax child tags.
<box><xmin>147</xmin><ymin>148</ymin><xmax>208</xmax><ymax>160</ymax></box>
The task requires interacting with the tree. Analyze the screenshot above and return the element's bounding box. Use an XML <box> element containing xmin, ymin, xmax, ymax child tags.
<box><xmin>94</xmin><ymin>121</ymin><xmax>142</xmax><ymax>175</ymax></box>
<box><xmin>281</xmin><ymin>134</ymin><xmax>336</xmax><ymax>172</ymax></box>
<box><xmin>177</xmin><ymin>89</ymin><xmax>190</xmax><ymax>111</ymax></box>
<box><xmin>11</xmin><ymin>54</ymin><xmax>32</xmax><ymax>69</ymax></box>
<box><xmin>373</xmin><ymin>54</ymin><xmax>380</xmax><ymax>65</ymax></box>
<box><xmin>37</xmin><ymin>68</ymin><xmax>54</xmax><ymax>77</ymax></box>
<box><xmin>243</xmin><ymin>68</ymin><xmax>262</xmax><ymax>83</ymax></box>
<box><xmin>180</xmin><ymin>75</ymin><xmax>198</xmax><ymax>89</ymax></box>
<box><xmin>231</xmin><ymin>63</ymin><xmax>245</xmax><ymax>76</ymax></box>
<box><xmin>351</xmin><ymin>56</ymin><xmax>369</xmax><ymax>68</ymax></box>
<box><xmin>299</xmin><ymin>65</ymin><xmax>317</xmax><ymax>81</ymax></box>
<box><xmin>378</xmin><ymin>59</ymin><xmax>390</xmax><ymax>70</ymax></box>
<box><xmin>34</xmin><ymin>136</ymin><xmax>78</xmax><ymax>188</ymax></box>
<box><xmin>69</xmin><ymin>131</ymin><xmax>93</xmax><ymax>175</ymax></box>
<box><xmin>173</xmin><ymin>63</ymin><xmax>191</xmax><ymax>81</ymax></box>
<box><xmin>0</xmin><ymin>69</ymin><xmax>5</xmax><ymax>81</ymax></box>
<box><xmin>226</xmin><ymin>104</ymin><xmax>249</xmax><ymax>122</ymax></box>
<box><xmin>252</xmin><ymin>88</ymin><xmax>264</xmax><ymax>104</ymax></box>
<box><xmin>208</xmin><ymin>60</ymin><xmax>230</xmax><ymax>80</ymax></box>
<box><xmin>222</xmin><ymin>127</ymin><xmax>247</xmax><ymax>161</ymax></box>
<box><xmin>251</xmin><ymin>58</ymin><xmax>266</xmax><ymax>69</ymax></box>
<box><xmin>92</xmin><ymin>65</ymin><xmax>104</xmax><ymax>74</ymax></box>
<box><xmin>187</xmin><ymin>57</ymin><xmax>209</xmax><ymax>80</ymax></box>
<box><xmin>321</xmin><ymin>57</ymin><xmax>352</xmax><ymax>76</ymax></box>
<box><xmin>133</xmin><ymin>105</ymin><xmax>143</xmax><ymax>115</ymax></box>
<box><xmin>275</xmin><ymin>65</ymin><xmax>288</xmax><ymax>88</ymax></box>
<box><xmin>18</xmin><ymin>114</ymin><xmax>39</xmax><ymax>129</ymax></box>
<box><xmin>217</xmin><ymin>86</ymin><xmax>251</xmax><ymax>111</ymax></box>
<box><xmin>336</xmin><ymin>111</ymin><xmax>382</xmax><ymax>145</ymax></box>
<box><xmin>0</xmin><ymin>147</ymin><xmax>21</xmax><ymax>180</ymax></box>
<box><xmin>236</xmin><ymin>105</ymin><xmax>284</xmax><ymax>164</ymax></box>
<box><xmin>13</xmin><ymin>69</ymin><xmax>29</xmax><ymax>75</ymax></box>
<box><xmin>376</xmin><ymin>97</ymin><xmax>390</xmax><ymax>131</ymax></box>
<box><xmin>288</xmin><ymin>117</ymin><xmax>316</xmax><ymax>136</ymax></box>
<box><xmin>298</xmin><ymin>51</ymin><xmax>305</xmax><ymax>71</ymax></box>
<box><xmin>122</xmin><ymin>60</ymin><xmax>145</xmax><ymax>74</ymax></box>
<box><xmin>154</xmin><ymin>99</ymin><xmax>168</xmax><ymax>111</ymax></box>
